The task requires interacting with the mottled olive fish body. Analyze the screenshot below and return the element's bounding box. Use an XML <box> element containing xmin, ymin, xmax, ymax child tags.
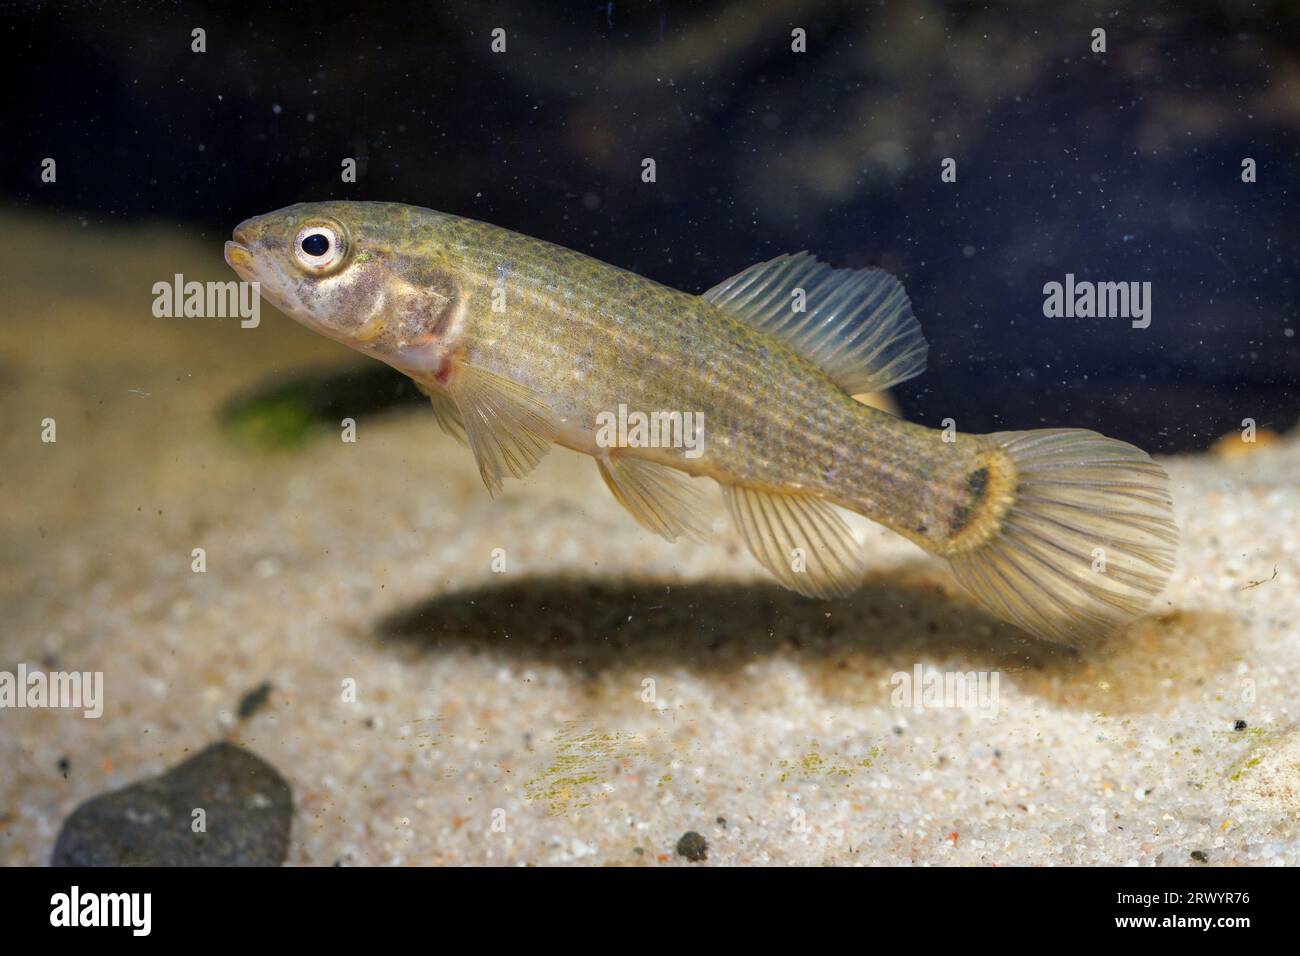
<box><xmin>226</xmin><ymin>201</ymin><xmax>1177</xmax><ymax>644</ymax></box>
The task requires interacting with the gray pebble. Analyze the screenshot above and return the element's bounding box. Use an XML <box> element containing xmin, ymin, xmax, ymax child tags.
<box><xmin>52</xmin><ymin>742</ymin><xmax>292</xmax><ymax>866</ymax></box>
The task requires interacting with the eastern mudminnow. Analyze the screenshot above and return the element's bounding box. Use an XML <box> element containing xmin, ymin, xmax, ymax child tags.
<box><xmin>224</xmin><ymin>201</ymin><xmax>1177</xmax><ymax>644</ymax></box>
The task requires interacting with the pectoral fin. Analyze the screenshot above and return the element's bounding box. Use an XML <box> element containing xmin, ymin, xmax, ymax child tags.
<box><xmin>444</xmin><ymin>362</ymin><xmax>559</xmax><ymax>494</ymax></box>
<box><xmin>721</xmin><ymin>484</ymin><xmax>865</xmax><ymax>598</ymax></box>
<box><xmin>597</xmin><ymin>454</ymin><xmax>711</xmax><ymax>543</ymax></box>
<box><xmin>415</xmin><ymin>382</ymin><xmax>468</xmax><ymax>446</ymax></box>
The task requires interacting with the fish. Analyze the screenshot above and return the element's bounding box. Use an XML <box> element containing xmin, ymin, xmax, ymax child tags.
<box><xmin>224</xmin><ymin>201</ymin><xmax>1178</xmax><ymax>645</ymax></box>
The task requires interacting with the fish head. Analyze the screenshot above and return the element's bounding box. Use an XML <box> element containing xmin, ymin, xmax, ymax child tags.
<box><xmin>225</xmin><ymin>201</ymin><xmax>463</xmax><ymax>379</ymax></box>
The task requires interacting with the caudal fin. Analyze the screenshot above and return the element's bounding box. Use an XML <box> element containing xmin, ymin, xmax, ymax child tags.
<box><xmin>946</xmin><ymin>429</ymin><xmax>1178</xmax><ymax>646</ymax></box>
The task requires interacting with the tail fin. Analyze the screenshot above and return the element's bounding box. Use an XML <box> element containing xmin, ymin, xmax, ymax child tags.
<box><xmin>946</xmin><ymin>429</ymin><xmax>1178</xmax><ymax>646</ymax></box>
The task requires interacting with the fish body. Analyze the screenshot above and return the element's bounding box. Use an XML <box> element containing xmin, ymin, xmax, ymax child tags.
<box><xmin>226</xmin><ymin>201</ymin><xmax>1177</xmax><ymax>644</ymax></box>
<box><xmin>460</xmin><ymin>222</ymin><xmax>981</xmax><ymax>543</ymax></box>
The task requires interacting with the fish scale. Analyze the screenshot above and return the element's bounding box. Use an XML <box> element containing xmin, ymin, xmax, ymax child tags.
<box><xmin>449</xmin><ymin>212</ymin><xmax>980</xmax><ymax>511</ymax></box>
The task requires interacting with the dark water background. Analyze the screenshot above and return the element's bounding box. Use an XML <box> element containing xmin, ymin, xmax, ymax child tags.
<box><xmin>6</xmin><ymin>0</ymin><xmax>1298</xmax><ymax>452</ymax></box>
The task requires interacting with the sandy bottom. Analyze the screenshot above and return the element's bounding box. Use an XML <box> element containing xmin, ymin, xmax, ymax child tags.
<box><xmin>1</xmin><ymin>213</ymin><xmax>1297</xmax><ymax>866</ymax></box>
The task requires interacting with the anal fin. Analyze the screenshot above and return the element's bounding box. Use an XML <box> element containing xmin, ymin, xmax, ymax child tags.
<box><xmin>445</xmin><ymin>362</ymin><xmax>559</xmax><ymax>495</ymax></box>
<box><xmin>721</xmin><ymin>484</ymin><xmax>865</xmax><ymax>598</ymax></box>
<box><xmin>597</xmin><ymin>454</ymin><xmax>710</xmax><ymax>543</ymax></box>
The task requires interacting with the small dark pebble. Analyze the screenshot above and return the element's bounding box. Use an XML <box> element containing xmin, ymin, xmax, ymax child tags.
<box><xmin>676</xmin><ymin>831</ymin><xmax>708</xmax><ymax>862</ymax></box>
<box><xmin>1190</xmin><ymin>850</ymin><xmax>1209</xmax><ymax>863</ymax></box>
<box><xmin>52</xmin><ymin>741</ymin><xmax>292</xmax><ymax>866</ymax></box>
<box><xmin>633</xmin><ymin>846</ymin><xmax>645</xmax><ymax>856</ymax></box>
<box><xmin>1233</xmin><ymin>720</ymin><xmax>1247</xmax><ymax>732</ymax></box>
<box><xmin>57</xmin><ymin>756</ymin><xmax>70</xmax><ymax>779</ymax></box>
<box><xmin>716</xmin><ymin>816</ymin><xmax>727</xmax><ymax>828</ymax></box>
<box><xmin>237</xmin><ymin>681</ymin><xmax>274</xmax><ymax>720</ymax></box>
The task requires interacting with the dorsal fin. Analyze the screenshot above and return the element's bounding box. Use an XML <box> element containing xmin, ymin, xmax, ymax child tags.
<box><xmin>702</xmin><ymin>252</ymin><xmax>928</xmax><ymax>394</ymax></box>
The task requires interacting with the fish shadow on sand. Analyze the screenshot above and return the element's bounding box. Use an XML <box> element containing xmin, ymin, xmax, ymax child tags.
<box><xmin>375</xmin><ymin>564</ymin><xmax>1242</xmax><ymax>713</ymax></box>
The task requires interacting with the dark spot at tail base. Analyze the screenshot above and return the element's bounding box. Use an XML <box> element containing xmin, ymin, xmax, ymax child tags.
<box><xmin>950</xmin><ymin>467</ymin><xmax>991</xmax><ymax>536</ymax></box>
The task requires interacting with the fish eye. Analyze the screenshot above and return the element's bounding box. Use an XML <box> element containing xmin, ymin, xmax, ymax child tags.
<box><xmin>292</xmin><ymin>220</ymin><xmax>348</xmax><ymax>274</ymax></box>
<box><xmin>301</xmin><ymin>232</ymin><xmax>330</xmax><ymax>256</ymax></box>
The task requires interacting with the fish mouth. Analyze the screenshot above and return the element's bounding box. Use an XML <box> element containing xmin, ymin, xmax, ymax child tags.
<box><xmin>225</xmin><ymin>215</ymin><xmax>265</xmax><ymax>271</ymax></box>
<box><xmin>224</xmin><ymin>240</ymin><xmax>253</xmax><ymax>271</ymax></box>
